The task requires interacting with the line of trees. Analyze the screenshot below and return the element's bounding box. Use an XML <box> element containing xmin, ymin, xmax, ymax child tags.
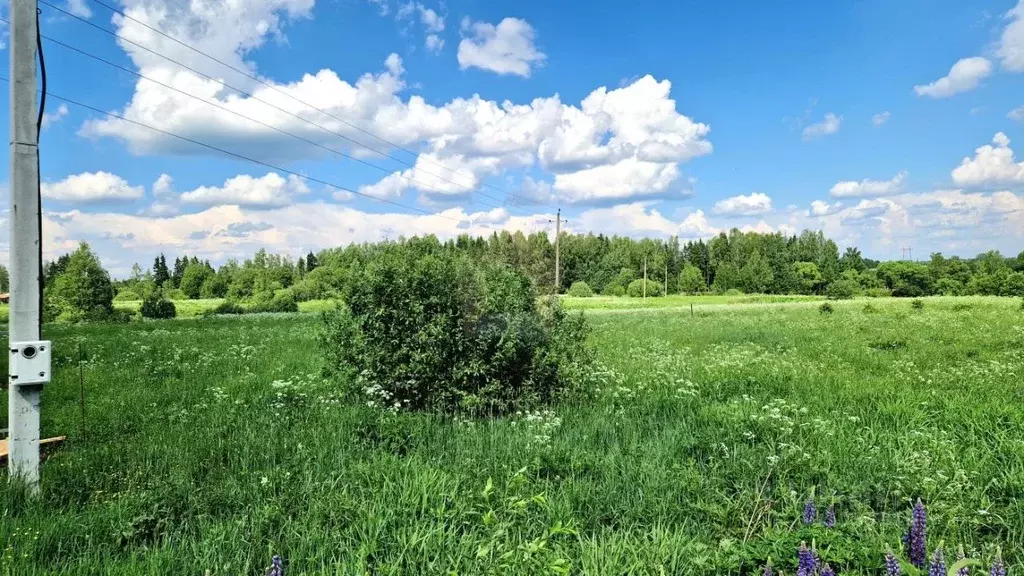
<box><xmin>29</xmin><ymin>229</ymin><xmax>1024</xmax><ymax>323</ymax></box>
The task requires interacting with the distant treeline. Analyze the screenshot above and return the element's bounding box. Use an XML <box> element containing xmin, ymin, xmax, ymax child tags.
<box><xmin>39</xmin><ymin>229</ymin><xmax>1024</xmax><ymax>308</ymax></box>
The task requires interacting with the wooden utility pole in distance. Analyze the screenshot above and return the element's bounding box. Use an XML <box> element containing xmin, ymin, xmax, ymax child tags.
<box><xmin>554</xmin><ymin>208</ymin><xmax>560</xmax><ymax>294</ymax></box>
<box><xmin>643</xmin><ymin>255</ymin><xmax>648</xmax><ymax>299</ymax></box>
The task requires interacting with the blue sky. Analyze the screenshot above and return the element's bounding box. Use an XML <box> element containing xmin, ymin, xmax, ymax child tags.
<box><xmin>1</xmin><ymin>0</ymin><xmax>1023</xmax><ymax>274</ymax></box>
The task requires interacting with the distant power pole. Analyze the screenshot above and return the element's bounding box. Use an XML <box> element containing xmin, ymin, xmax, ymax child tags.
<box><xmin>643</xmin><ymin>255</ymin><xmax>648</xmax><ymax>299</ymax></box>
<box><xmin>554</xmin><ymin>208</ymin><xmax>561</xmax><ymax>294</ymax></box>
<box><xmin>664</xmin><ymin>262</ymin><xmax>668</xmax><ymax>296</ymax></box>
<box><xmin>9</xmin><ymin>0</ymin><xmax>46</xmax><ymax>495</ymax></box>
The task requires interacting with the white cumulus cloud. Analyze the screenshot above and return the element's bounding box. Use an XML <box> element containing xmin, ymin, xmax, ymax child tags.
<box><xmin>802</xmin><ymin>113</ymin><xmax>841</xmax><ymax>141</ymax></box>
<box><xmin>712</xmin><ymin>193</ymin><xmax>773</xmax><ymax>216</ymax></box>
<box><xmin>829</xmin><ymin>171</ymin><xmax>908</xmax><ymax>198</ymax></box>
<box><xmin>997</xmin><ymin>0</ymin><xmax>1024</xmax><ymax>72</ymax></box>
<box><xmin>913</xmin><ymin>57</ymin><xmax>993</xmax><ymax>98</ymax></box>
<box><xmin>457</xmin><ymin>17</ymin><xmax>545</xmax><ymax>77</ymax></box>
<box><xmin>871</xmin><ymin>111</ymin><xmax>890</xmax><ymax>126</ymax></box>
<box><xmin>42</xmin><ymin>172</ymin><xmax>145</xmax><ymax>202</ymax></box>
<box><xmin>179</xmin><ymin>173</ymin><xmax>310</xmax><ymax>208</ymax></box>
<box><xmin>65</xmin><ymin>0</ymin><xmax>92</xmax><ymax>18</ymax></box>
<box><xmin>951</xmin><ymin>132</ymin><xmax>1024</xmax><ymax>186</ymax></box>
<box><xmin>41</xmin><ymin>103</ymin><xmax>69</xmax><ymax>129</ymax></box>
<box><xmin>1009</xmin><ymin>105</ymin><xmax>1024</xmax><ymax>121</ymax></box>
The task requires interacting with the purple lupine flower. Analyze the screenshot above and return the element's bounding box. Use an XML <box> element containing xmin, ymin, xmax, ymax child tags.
<box><xmin>886</xmin><ymin>548</ymin><xmax>902</xmax><ymax>576</ymax></box>
<box><xmin>266</xmin><ymin>555</ymin><xmax>284</xmax><ymax>576</ymax></box>
<box><xmin>991</xmin><ymin>548</ymin><xmax>1006</xmax><ymax>576</ymax></box>
<box><xmin>908</xmin><ymin>499</ymin><xmax>927</xmax><ymax>568</ymax></box>
<box><xmin>957</xmin><ymin>545</ymin><xmax>971</xmax><ymax>576</ymax></box>
<box><xmin>803</xmin><ymin>498</ymin><xmax>817</xmax><ymax>524</ymax></box>
<box><xmin>821</xmin><ymin>563</ymin><xmax>837</xmax><ymax>576</ymax></box>
<box><xmin>798</xmin><ymin>542</ymin><xmax>818</xmax><ymax>576</ymax></box>
<box><xmin>762</xmin><ymin>559</ymin><xmax>774</xmax><ymax>576</ymax></box>
<box><xmin>929</xmin><ymin>548</ymin><xmax>947</xmax><ymax>576</ymax></box>
<box><xmin>824</xmin><ymin>504</ymin><xmax>836</xmax><ymax>528</ymax></box>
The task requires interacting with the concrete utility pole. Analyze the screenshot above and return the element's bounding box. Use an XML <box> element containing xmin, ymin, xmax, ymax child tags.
<box><xmin>554</xmin><ymin>208</ymin><xmax>560</xmax><ymax>294</ymax></box>
<box><xmin>8</xmin><ymin>0</ymin><xmax>44</xmax><ymax>495</ymax></box>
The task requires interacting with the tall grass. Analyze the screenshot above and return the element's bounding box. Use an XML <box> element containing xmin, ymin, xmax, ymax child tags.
<box><xmin>1</xmin><ymin>297</ymin><xmax>1022</xmax><ymax>574</ymax></box>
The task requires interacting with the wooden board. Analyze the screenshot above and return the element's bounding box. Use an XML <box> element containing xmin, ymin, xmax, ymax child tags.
<box><xmin>0</xmin><ymin>436</ymin><xmax>66</xmax><ymax>464</ymax></box>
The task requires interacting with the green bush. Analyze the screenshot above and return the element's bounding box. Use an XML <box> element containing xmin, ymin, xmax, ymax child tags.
<box><xmin>140</xmin><ymin>294</ymin><xmax>176</xmax><ymax>319</ymax></box>
<box><xmin>47</xmin><ymin>242</ymin><xmax>116</xmax><ymax>323</ymax></box>
<box><xmin>819</xmin><ymin>302</ymin><xmax>834</xmax><ymax>314</ymax></box>
<box><xmin>723</xmin><ymin>288</ymin><xmax>744</xmax><ymax>296</ymax></box>
<box><xmin>113</xmin><ymin>290</ymin><xmax>140</xmax><ymax>302</ymax></box>
<box><xmin>864</xmin><ymin>287</ymin><xmax>892</xmax><ymax>298</ymax></box>
<box><xmin>250</xmin><ymin>289</ymin><xmax>299</xmax><ymax>313</ymax></box>
<box><xmin>911</xmin><ymin>299</ymin><xmax>925</xmax><ymax>310</ymax></box>
<box><xmin>208</xmin><ymin>300</ymin><xmax>245</xmax><ymax>315</ymax></box>
<box><xmin>626</xmin><ymin>279</ymin><xmax>663</xmax><ymax>298</ymax></box>
<box><xmin>165</xmin><ymin>288</ymin><xmax>188</xmax><ymax>301</ymax></box>
<box><xmin>601</xmin><ymin>284</ymin><xmax>625</xmax><ymax>297</ymax></box>
<box><xmin>566</xmin><ymin>281</ymin><xmax>594</xmax><ymax>298</ymax></box>
<box><xmin>320</xmin><ymin>246</ymin><xmax>593</xmax><ymax>415</ymax></box>
<box><xmin>825</xmin><ymin>279</ymin><xmax>859</xmax><ymax>300</ymax></box>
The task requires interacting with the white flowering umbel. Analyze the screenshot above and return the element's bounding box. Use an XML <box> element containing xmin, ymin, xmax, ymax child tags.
<box><xmin>513</xmin><ymin>410</ymin><xmax>563</xmax><ymax>449</ymax></box>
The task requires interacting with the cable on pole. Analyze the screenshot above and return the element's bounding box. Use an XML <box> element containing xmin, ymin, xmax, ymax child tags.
<box><xmin>0</xmin><ymin>76</ymin><xmax>470</xmax><ymax>224</ymax></box>
<box><xmin>43</xmin><ymin>0</ymin><xmax>544</xmax><ymax>213</ymax></box>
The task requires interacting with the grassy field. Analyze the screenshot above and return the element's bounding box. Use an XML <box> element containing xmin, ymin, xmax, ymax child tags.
<box><xmin>1</xmin><ymin>297</ymin><xmax>1023</xmax><ymax>574</ymax></box>
<box><xmin>560</xmin><ymin>293</ymin><xmax>824</xmax><ymax>311</ymax></box>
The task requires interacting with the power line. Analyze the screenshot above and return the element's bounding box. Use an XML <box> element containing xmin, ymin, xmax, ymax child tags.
<box><xmin>27</xmin><ymin>30</ymin><xmax>513</xmax><ymax>214</ymax></box>
<box><xmin>0</xmin><ymin>76</ymin><xmax>469</xmax><ymax>224</ymax></box>
<box><xmin>46</xmin><ymin>0</ymin><xmax>539</xmax><ymax>212</ymax></box>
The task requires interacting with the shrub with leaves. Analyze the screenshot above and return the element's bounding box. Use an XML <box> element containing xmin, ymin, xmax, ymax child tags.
<box><xmin>626</xmin><ymin>278</ymin><xmax>663</xmax><ymax>298</ymax></box>
<box><xmin>250</xmin><ymin>289</ymin><xmax>299</xmax><ymax>313</ymax></box>
<box><xmin>825</xmin><ymin>279</ymin><xmax>859</xmax><ymax>300</ymax></box>
<box><xmin>566</xmin><ymin>280</ymin><xmax>594</xmax><ymax>297</ymax></box>
<box><xmin>819</xmin><ymin>302</ymin><xmax>834</xmax><ymax>314</ymax></box>
<box><xmin>911</xmin><ymin>299</ymin><xmax>925</xmax><ymax>310</ymax></box>
<box><xmin>320</xmin><ymin>245</ymin><xmax>593</xmax><ymax>415</ymax></box>
<box><xmin>140</xmin><ymin>293</ymin><xmax>176</xmax><ymax>319</ymax></box>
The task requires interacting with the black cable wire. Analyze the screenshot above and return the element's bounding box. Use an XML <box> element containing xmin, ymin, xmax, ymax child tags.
<box><xmin>35</xmin><ymin>8</ymin><xmax>45</xmax><ymax>332</ymax></box>
<box><xmin>82</xmin><ymin>0</ymin><xmax>530</xmax><ymax>208</ymax></box>
<box><xmin>0</xmin><ymin>75</ymin><xmax>469</xmax><ymax>223</ymax></box>
<box><xmin>31</xmin><ymin>33</ymin><xmax>513</xmax><ymax>214</ymax></box>
<box><xmin>42</xmin><ymin>0</ymin><xmax>537</xmax><ymax>212</ymax></box>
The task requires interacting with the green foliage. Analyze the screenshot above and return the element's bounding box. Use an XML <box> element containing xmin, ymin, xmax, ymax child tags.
<box><xmin>626</xmin><ymin>278</ymin><xmax>663</xmax><ymax>297</ymax></box>
<box><xmin>164</xmin><ymin>288</ymin><xmax>188</xmax><ymax>301</ymax></box>
<box><xmin>3</xmin><ymin>297</ymin><xmax>1024</xmax><ymax>573</ymax></box>
<box><xmin>209</xmin><ymin>300</ymin><xmax>246</xmax><ymax>315</ymax></box>
<box><xmin>935</xmin><ymin>277</ymin><xmax>964</xmax><ymax>296</ymax></box>
<box><xmin>47</xmin><ymin>242</ymin><xmax>116</xmax><ymax>323</ymax></box>
<box><xmin>825</xmin><ymin>279</ymin><xmax>859</xmax><ymax>300</ymax></box>
<box><xmin>566</xmin><ymin>281</ymin><xmax>594</xmax><ymax>297</ymax></box>
<box><xmin>249</xmin><ymin>290</ymin><xmax>299</xmax><ymax>313</ymax></box>
<box><xmin>878</xmin><ymin>261</ymin><xmax>933</xmax><ymax>297</ymax></box>
<box><xmin>818</xmin><ymin>301</ymin><xmax>834</xmax><ymax>314</ymax></box>
<box><xmin>199</xmin><ymin>274</ymin><xmax>229</xmax><ymax>299</ymax></box>
<box><xmin>792</xmin><ymin>261</ymin><xmax>823</xmax><ymax>295</ymax></box>
<box><xmin>320</xmin><ymin>246</ymin><xmax>593</xmax><ymax>415</ymax></box>
<box><xmin>678</xmin><ymin>264</ymin><xmax>706</xmax><ymax>294</ymax></box>
<box><xmin>601</xmin><ymin>284</ymin><xmax>625</xmax><ymax>297</ymax></box>
<box><xmin>1002</xmin><ymin>271</ymin><xmax>1024</xmax><ymax>297</ymax></box>
<box><xmin>911</xmin><ymin>298</ymin><xmax>925</xmax><ymax>310</ymax></box>
<box><xmin>0</xmin><ymin>264</ymin><xmax>9</xmax><ymax>292</ymax></box>
<box><xmin>113</xmin><ymin>289</ymin><xmax>140</xmax><ymax>302</ymax></box>
<box><xmin>140</xmin><ymin>294</ymin><xmax>177</xmax><ymax>319</ymax></box>
<box><xmin>180</xmin><ymin>262</ymin><xmax>215</xmax><ymax>299</ymax></box>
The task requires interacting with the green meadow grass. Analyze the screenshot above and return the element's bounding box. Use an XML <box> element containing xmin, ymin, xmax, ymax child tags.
<box><xmin>110</xmin><ymin>298</ymin><xmax>337</xmax><ymax>318</ymax></box>
<box><xmin>1</xmin><ymin>297</ymin><xmax>1023</xmax><ymax>574</ymax></box>
<box><xmin>560</xmin><ymin>293</ymin><xmax>824</xmax><ymax>311</ymax></box>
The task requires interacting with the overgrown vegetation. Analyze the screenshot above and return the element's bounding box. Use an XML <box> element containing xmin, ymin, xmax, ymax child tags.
<box><xmin>1</xmin><ymin>297</ymin><xmax>1020</xmax><ymax>574</ymax></box>
<box><xmin>320</xmin><ymin>242</ymin><xmax>593</xmax><ymax>415</ymax></box>
<box><xmin>139</xmin><ymin>292</ymin><xmax>176</xmax><ymax>319</ymax></box>
<box><xmin>566</xmin><ymin>280</ymin><xmax>594</xmax><ymax>297</ymax></box>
